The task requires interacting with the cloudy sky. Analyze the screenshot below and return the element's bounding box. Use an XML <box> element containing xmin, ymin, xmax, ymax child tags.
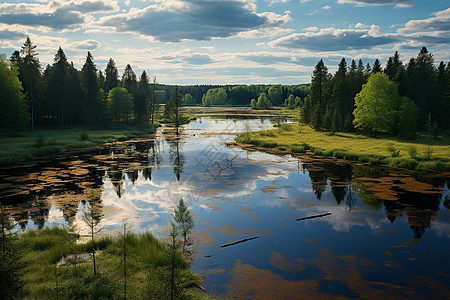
<box><xmin>0</xmin><ymin>0</ymin><xmax>449</xmax><ymax>84</ymax></box>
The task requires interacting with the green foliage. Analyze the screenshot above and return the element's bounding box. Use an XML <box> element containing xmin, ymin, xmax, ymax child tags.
<box><xmin>107</xmin><ymin>87</ymin><xmax>134</xmax><ymax>128</ymax></box>
<box><xmin>250</xmin><ymin>99</ymin><xmax>257</xmax><ymax>109</ymax></box>
<box><xmin>34</xmin><ymin>135</ymin><xmax>45</xmax><ymax>147</ymax></box>
<box><xmin>202</xmin><ymin>88</ymin><xmax>227</xmax><ymax>106</ymax></box>
<box><xmin>256</xmin><ymin>92</ymin><xmax>271</xmax><ymax>109</ymax></box>
<box><xmin>80</xmin><ymin>132</ymin><xmax>89</xmax><ymax>141</ymax></box>
<box><xmin>386</xmin><ymin>143</ymin><xmax>400</xmax><ymax>157</ymax></box>
<box><xmin>0</xmin><ymin>56</ymin><xmax>30</xmax><ymax>132</ymax></box>
<box><xmin>268</xmin><ymin>84</ymin><xmax>283</xmax><ymax>106</ymax></box>
<box><xmin>424</xmin><ymin>145</ymin><xmax>433</xmax><ymax>160</ymax></box>
<box><xmin>184</xmin><ymin>93</ymin><xmax>196</xmax><ymax>105</ymax></box>
<box><xmin>173</xmin><ymin>198</ymin><xmax>195</xmax><ymax>253</ymax></box>
<box><xmin>407</xmin><ymin>146</ymin><xmax>418</xmax><ymax>159</ymax></box>
<box><xmin>353</xmin><ymin>73</ymin><xmax>402</xmax><ymax>135</ymax></box>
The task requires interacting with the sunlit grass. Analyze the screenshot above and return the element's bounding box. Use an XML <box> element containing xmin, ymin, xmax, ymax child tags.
<box><xmin>16</xmin><ymin>227</ymin><xmax>209</xmax><ymax>299</ymax></box>
<box><xmin>236</xmin><ymin>123</ymin><xmax>450</xmax><ymax>171</ymax></box>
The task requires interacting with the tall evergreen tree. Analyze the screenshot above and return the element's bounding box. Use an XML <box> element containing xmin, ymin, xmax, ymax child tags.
<box><xmin>372</xmin><ymin>59</ymin><xmax>382</xmax><ymax>74</ymax></box>
<box><xmin>327</xmin><ymin>58</ymin><xmax>349</xmax><ymax>131</ymax></box>
<box><xmin>67</xmin><ymin>62</ymin><xmax>83</xmax><ymax>125</ymax></box>
<box><xmin>20</xmin><ymin>37</ymin><xmax>41</xmax><ymax>130</ymax></box>
<box><xmin>408</xmin><ymin>47</ymin><xmax>437</xmax><ymax>128</ymax></box>
<box><xmin>49</xmin><ymin>47</ymin><xmax>69</xmax><ymax>129</ymax></box>
<box><xmin>134</xmin><ymin>71</ymin><xmax>150</xmax><ymax>124</ymax></box>
<box><xmin>303</xmin><ymin>59</ymin><xmax>328</xmax><ymax>129</ymax></box>
<box><xmin>164</xmin><ymin>86</ymin><xmax>184</xmax><ymax>134</ymax></box>
<box><xmin>121</xmin><ymin>64</ymin><xmax>137</xmax><ymax>94</ymax></box>
<box><xmin>436</xmin><ymin>61</ymin><xmax>449</xmax><ymax>129</ymax></box>
<box><xmin>385</xmin><ymin>51</ymin><xmax>402</xmax><ymax>80</ymax></box>
<box><xmin>98</xmin><ymin>70</ymin><xmax>105</xmax><ymax>91</ymax></box>
<box><xmin>105</xmin><ymin>58</ymin><xmax>119</xmax><ymax>92</ymax></box>
<box><xmin>81</xmin><ymin>52</ymin><xmax>100</xmax><ymax>127</ymax></box>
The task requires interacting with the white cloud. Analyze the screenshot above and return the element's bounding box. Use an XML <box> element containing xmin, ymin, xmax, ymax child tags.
<box><xmin>337</xmin><ymin>0</ymin><xmax>414</xmax><ymax>8</ymax></box>
<box><xmin>399</xmin><ymin>8</ymin><xmax>450</xmax><ymax>32</ymax></box>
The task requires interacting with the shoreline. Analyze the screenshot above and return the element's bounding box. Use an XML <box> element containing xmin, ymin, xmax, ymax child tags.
<box><xmin>234</xmin><ymin>123</ymin><xmax>450</xmax><ymax>173</ymax></box>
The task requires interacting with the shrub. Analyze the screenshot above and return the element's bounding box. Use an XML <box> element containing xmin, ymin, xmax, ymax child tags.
<box><xmin>290</xmin><ymin>146</ymin><xmax>306</xmax><ymax>153</ymax></box>
<box><xmin>35</xmin><ymin>135</ymin><xmax>45</xmax><ymax>147</ymax></box>
<box><xmin>424</xmin><ymin>145</ymin><xmax>433</xmax><ymax>160</ymax></box>
<box><xmin>389</xmin><ymin>157</ymin><xmax>419</xmax><ymax>170</ymax></box>
<box><xmin>386</xmin><ymin>143</ymin><xmax>400</xmax><ymax>157</ymax></box>
<box><xmin>80</xmin><ymin>132</ymin><xmax>89</xmax><ymax>141</ymax></box>
<box><xmin>407</xmin><ymin>146</ymin><xmax>417</xmax><ymax>159</ymax></box>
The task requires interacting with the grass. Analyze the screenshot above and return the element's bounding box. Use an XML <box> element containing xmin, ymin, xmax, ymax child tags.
<box><xmin>13</xmin><ymin>226</ymin><xmax>213</xmax><ymax>300</ymax></box>
<box><xmin>0</xmin><ymin>125</ymin><xmax>158</xmax><ymax>166</ymax></box>
<box><xmin>236</xmin><ymin>123</ymin><xmax>450</xmax><ymax>172</ymax></box>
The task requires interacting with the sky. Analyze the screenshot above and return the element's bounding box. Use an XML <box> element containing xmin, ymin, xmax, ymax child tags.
<box><xmin>0</xmin><ymin>0</ymin><xmax>449</xmax><ymax>85</ymax></box>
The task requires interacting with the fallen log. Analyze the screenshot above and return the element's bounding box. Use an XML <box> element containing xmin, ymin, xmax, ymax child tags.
<box><xmin>296</xmin><ymin>212</ymin><xmax>332</xmax><ymax>221</ymax></box>
<box><xmin>220</xmin><ymin>236</ymin><xmax>260</xmax><ymax>248</ymax></box>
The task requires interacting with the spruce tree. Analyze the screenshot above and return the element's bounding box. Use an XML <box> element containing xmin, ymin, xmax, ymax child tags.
<box><xmin>20</xmin><ymin>37</ymin><xmax>41</xmax><ymax>130</ymax></box>
<box><xmin>135</xmin><ymin>71</ymin><xmax>150</xmax><ymax>124</ymax></box>
<box><xmin>49</xmin><ymin>47</ymin><xmax>69</xmax><ymax>129</ymax></box>
<box><xmin>173</xmin><ymin>198</ymin><xmax>194</xmax><ymax>254</ymax></box>
<box><xmin>304</xmin><ymin>59</ymin><xmax>328</xmax><ymax>130</ymax></box>
<box><xmin>105</xmin><ymin>58</ymin><xmax>119</xmax><ymax>92</ymax></box>
<box><xmin>81</xmin><ymin>52</ymin><xmax>100</xmax><ymax>127</ymax></box>
<box><xmin>121</xmin><ymin>64</ymin><xmax>137</xmax><ymax>94</ymax></box>
<box><xmin>372</xmin><ymin>59</ymin><xmax>382</xmax><ymax>74</ymax></box>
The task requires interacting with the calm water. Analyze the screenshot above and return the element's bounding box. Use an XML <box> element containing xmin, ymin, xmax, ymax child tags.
<box><xmin>1</xmin><ymin>117</ymin><xmax>449</xmax><ymax>298</ymax></box>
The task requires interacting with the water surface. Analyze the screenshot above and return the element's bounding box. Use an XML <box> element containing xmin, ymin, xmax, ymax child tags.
<box><xmin>1</xmin><ymin>117</ymin><xmax>449</xmax><ymax>298</ymax></box>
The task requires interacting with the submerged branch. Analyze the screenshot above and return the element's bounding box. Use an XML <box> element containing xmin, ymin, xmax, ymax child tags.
<box><xmin>296</xmin><ymin>212</ymin><xmax>332</xmax><ymax>221</ymax></box>
<box><xmin>220</xmin><ymin>236</ymin><xmax>260</xmax><ymax>248</ymax></box>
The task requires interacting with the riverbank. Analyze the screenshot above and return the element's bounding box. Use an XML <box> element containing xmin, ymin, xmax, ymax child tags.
<box><xmin>235</xmin><ymin>123</ymin><xmax>450</xmax><ymax>172</ymax></box>
<box><xmin>0</xmin><ymin>125</ymin><xmax>158</xmax><ymax>166</ymax></box>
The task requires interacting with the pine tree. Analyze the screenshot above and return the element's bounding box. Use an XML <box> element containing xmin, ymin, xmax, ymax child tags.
<box><xmin>372</xmin><ymin>59</ymin><xmax>382</xmax><ymax>74</ymax></box>
<box><xmin>0</xmin><ymin>205</ymin><xmax>23</xmax><ymax>299</ymax></box>
<box><xmin>164</xmin><ymin>86</ymin><xmax>184</xmax><ymax>134</ymax></box>
<box><xmin>135</xmin><ymin>71</ymin><xmax>150</xmax><ymax>125</ymax></box>
<box><xmin>81</xmin><ymin>52</ymin><xmax>100</xmax><ymax>127</ymax></box>
<box><xmin>49</xmin><ymin>47</ymin><xmax>69</xmax><ymax>129</ymax></box>
<box><xmin>303</xmin><ymin>59</ymin><xmax>328</xmax><ymax>129</ymax></box>
<box><xmin>20</xmin><ymin>37</ymin><xmax>41</xmax><ymax>130</ymax></box>
<box><xmin>172</xmin><ymin>198</ymin><xmax>194</xmax><ymax>253</ymax></box>
<box><xmin>436</xmin><ymin>61</ymin><xmax>448</xmax><ymax>129</ymax></box>
<box><xmin>121</xmin><ymin>64</ymin><xmax>137</xmax><ymax>94</ymax></box>
<box><xmin>105</xmin><ymin>58</ymin><xmax>119</xmax><ymax>92</ymax></box>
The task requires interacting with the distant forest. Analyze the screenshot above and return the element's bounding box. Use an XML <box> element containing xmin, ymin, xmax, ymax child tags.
<box><xmin>302</xmin><ymin>48</ymin><xmax>449</xmax><ymax>137</ymax></box>
<box><xmin>0</xmin><ymin>38</ymin><xmax>309</xmax><ymax>132</ymax></box>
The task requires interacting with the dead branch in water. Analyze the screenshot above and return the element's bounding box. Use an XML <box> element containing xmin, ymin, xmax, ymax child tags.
<box><xmin>220</xmin><ymin>236</ymin><xmax>260</xmax><ymax>248</ymax></box>
<box><xmin>296</xmin><ymin>212</ymin><xmax>332</xmax><ymax>221</ymax></box>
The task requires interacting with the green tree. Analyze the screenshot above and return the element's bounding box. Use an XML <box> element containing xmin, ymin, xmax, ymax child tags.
<box><xmin>353</xmin><ymin>73</ymin><xmax>402</xmax><ymax>135</ymax></box>
<box><xmin>184</xmin><ymin>93</ymin><xmax>195</xmax><ymax>105</ymax></box>
<box><xmin>284</xmin><ymin>94</ymin><xmax>295</xmax><ymax>109</ymax></box>
<box><xmin>82</xmin><ymin>194</ymin><xmax>103</xmax><ymax>276</ymax></box>
<box><xmin>256</xmin><ymin>92</ymin><xmax>271</xmax><ymax>109</ymax></box>
<box><xmin>105</xmin><ymin>58</ymin><xmax>119</xmax><ymax>92</ymax></box>
<box><xmin>49</xmin><ymin>47</ymin><xmax>69</xmax><ymax>129</ymax></box>
<box><xmin>268</xmin><ymin>84</ymin><xmax>282</xmax><ymax>106</ymax></box>
<box><xmin>121</xmin><ymin>64</ymin><xmax>137</xmax><ymax>95</ymax></box>
<box><xmin>173</xmin><ymin>198</ymin><xmax>194</xmax><ymax>254</ymax></box>
<box><xmin>372</xmin><ymin>59</ymin><xmax>382</xmax><ymax>74</ymax></box>
<box><xmin>81</xmin><ymin>52</ymin><xmax>100</xmax><ymax>127</ymax></box>
<box><xmin>134</xmin><ymin>71</ymin><xmax>151</xmax><ymax>125</ymax></box>
<box><xmin>202</xmin><ymin>88</ymin><xmax>227</xmax><ymax>106</ymax></box>
<box><xmin>302</xmin><ymin>59</ymin><xmax>328</xmax><ymax>129</ymax></box>
<box><xmin>164</xmin><ymin>86</ymin><xmax>184</xmax><ymax>134</ymax></box>
<box><xmin>0</xmin><ymin>56</ymin><xmax>29</xmax><ymax>132</ymax></box>
<box><xmin>0</xmin><ymin>205</ymin><xmax>24</xmax><ymax>299</ymax></box>
<box><xmin>20</xmin><ymin>37</ymin><xmax>41</xmax><ymax>130</ymax></box>
<box><xmin>250</xmin><ymin>98</ymin><xmax>257</xmax><ymax>109</ymax></box>
<box><xmin>107</xmin><ymin>87</ymin><xmax>134</xmax><ymax>127</ymax></box>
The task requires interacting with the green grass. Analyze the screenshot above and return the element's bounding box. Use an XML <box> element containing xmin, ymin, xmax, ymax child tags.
<box><xmin>0</xmin><ymin>125</ymin><xmax>158</xmax><ymax>166</ymax></box>
<box><xmin>13</xmin><ymin>227</ymin><xmax>213</xmax><ymax>300</ymax></box>
<box><xmin>236</xmin><ymin>123</ymin><xmax>450</xmax><ymax>172</ymax></box>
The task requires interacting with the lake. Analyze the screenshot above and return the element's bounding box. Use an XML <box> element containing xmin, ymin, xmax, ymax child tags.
<box><xmin>1</xmin><ymin>117</ymin><xmax>449</xmax><ymax>298</ymax></box>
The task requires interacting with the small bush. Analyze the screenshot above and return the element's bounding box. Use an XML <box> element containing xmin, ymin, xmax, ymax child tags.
<box><xmin>417</xmin><ymin>161</ymin><xmax>450</xmax><ymax>172</ymax></box>
<box><xmin>277</xmin><ymin>146</ymin><xmax>287</xmax><ymax>151</ymax></box>
<box><xmin>389</xmin><ymin>157</ymin><xmax>419</xmax><ymax>170</ymax></box>
<box><xmin>358</xmin><ymin>155</ymin><xmax>371</xmax><ymax>163</ymax></box>
<box><xmin>424</xmin><ymin>145</ymin><xmax>433</xmax><ymax>160</ymax></box>
<box><xmin>386</xmin><ymin>143</ymin><xmax>400</xmax><ymax>157</ymax></box>
<box><xmin>407</xmin><ymin>146</ymin><xmax>417</xmax><ymax>159</ymax></box>
<box><xmin>80</xmin><ymin>132</ymin><xmax>89</xmax><ymax>141</ymax></box>
<box><xmin>290</xmin><ymin>146</ymin><xmax>305</xmax><ymax>153</ymax></box>
<box><xmin>35</xmin><ymin>135</ymin><xmax>45</xmax><ymax>147</ymax></box>
<box><xmin>368</xmin><ymin>157</ymin><xmax>381</xmax><ymax>164</ymax></box>
<box><xmin>344</xmin><ymin>152</ymin><xmax>359</xmax><ymax>161</ymax></box>
<box><xmin>280</xmin><ymin>123</ymin><xmax>295</xmax><ymax>131</ymax></box>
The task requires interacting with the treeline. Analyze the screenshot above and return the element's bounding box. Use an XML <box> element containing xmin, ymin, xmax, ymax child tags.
<box><xmin>4</xmin><ymin>38</ymin><xmax>157</xmax><ymax>131</ymax></box>
<box><xmin>156</xmin><ymin>84</ymin><xmax>310</xmax><ymax>106</ymax></box>
<box><xmin>302</xmin><ymin>48</ymin><xmax>450</xmax><ymax>137</ymax></box>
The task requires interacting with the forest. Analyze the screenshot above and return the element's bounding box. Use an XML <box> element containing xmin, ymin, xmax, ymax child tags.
<box><xmin>0</xmin><ymin>37</ymin><xmax>310</xmax><ymax>133</ymax></box>
<box><xmin>302</xmin><ymin>48</ymin><xmax>450</xmax><ymax>137</ymax></box>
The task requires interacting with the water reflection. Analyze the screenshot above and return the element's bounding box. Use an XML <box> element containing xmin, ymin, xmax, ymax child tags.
<box><xmin>0</xmin><ymin>117</ymin><xmax>449</xmax><ymax>298</ymax></box>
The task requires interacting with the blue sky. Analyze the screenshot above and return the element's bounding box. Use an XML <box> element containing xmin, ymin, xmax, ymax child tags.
<box><xmin>0</xmin><ymin>0</ymin><xmax>449</xmax><ymax>84</ymax></box>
